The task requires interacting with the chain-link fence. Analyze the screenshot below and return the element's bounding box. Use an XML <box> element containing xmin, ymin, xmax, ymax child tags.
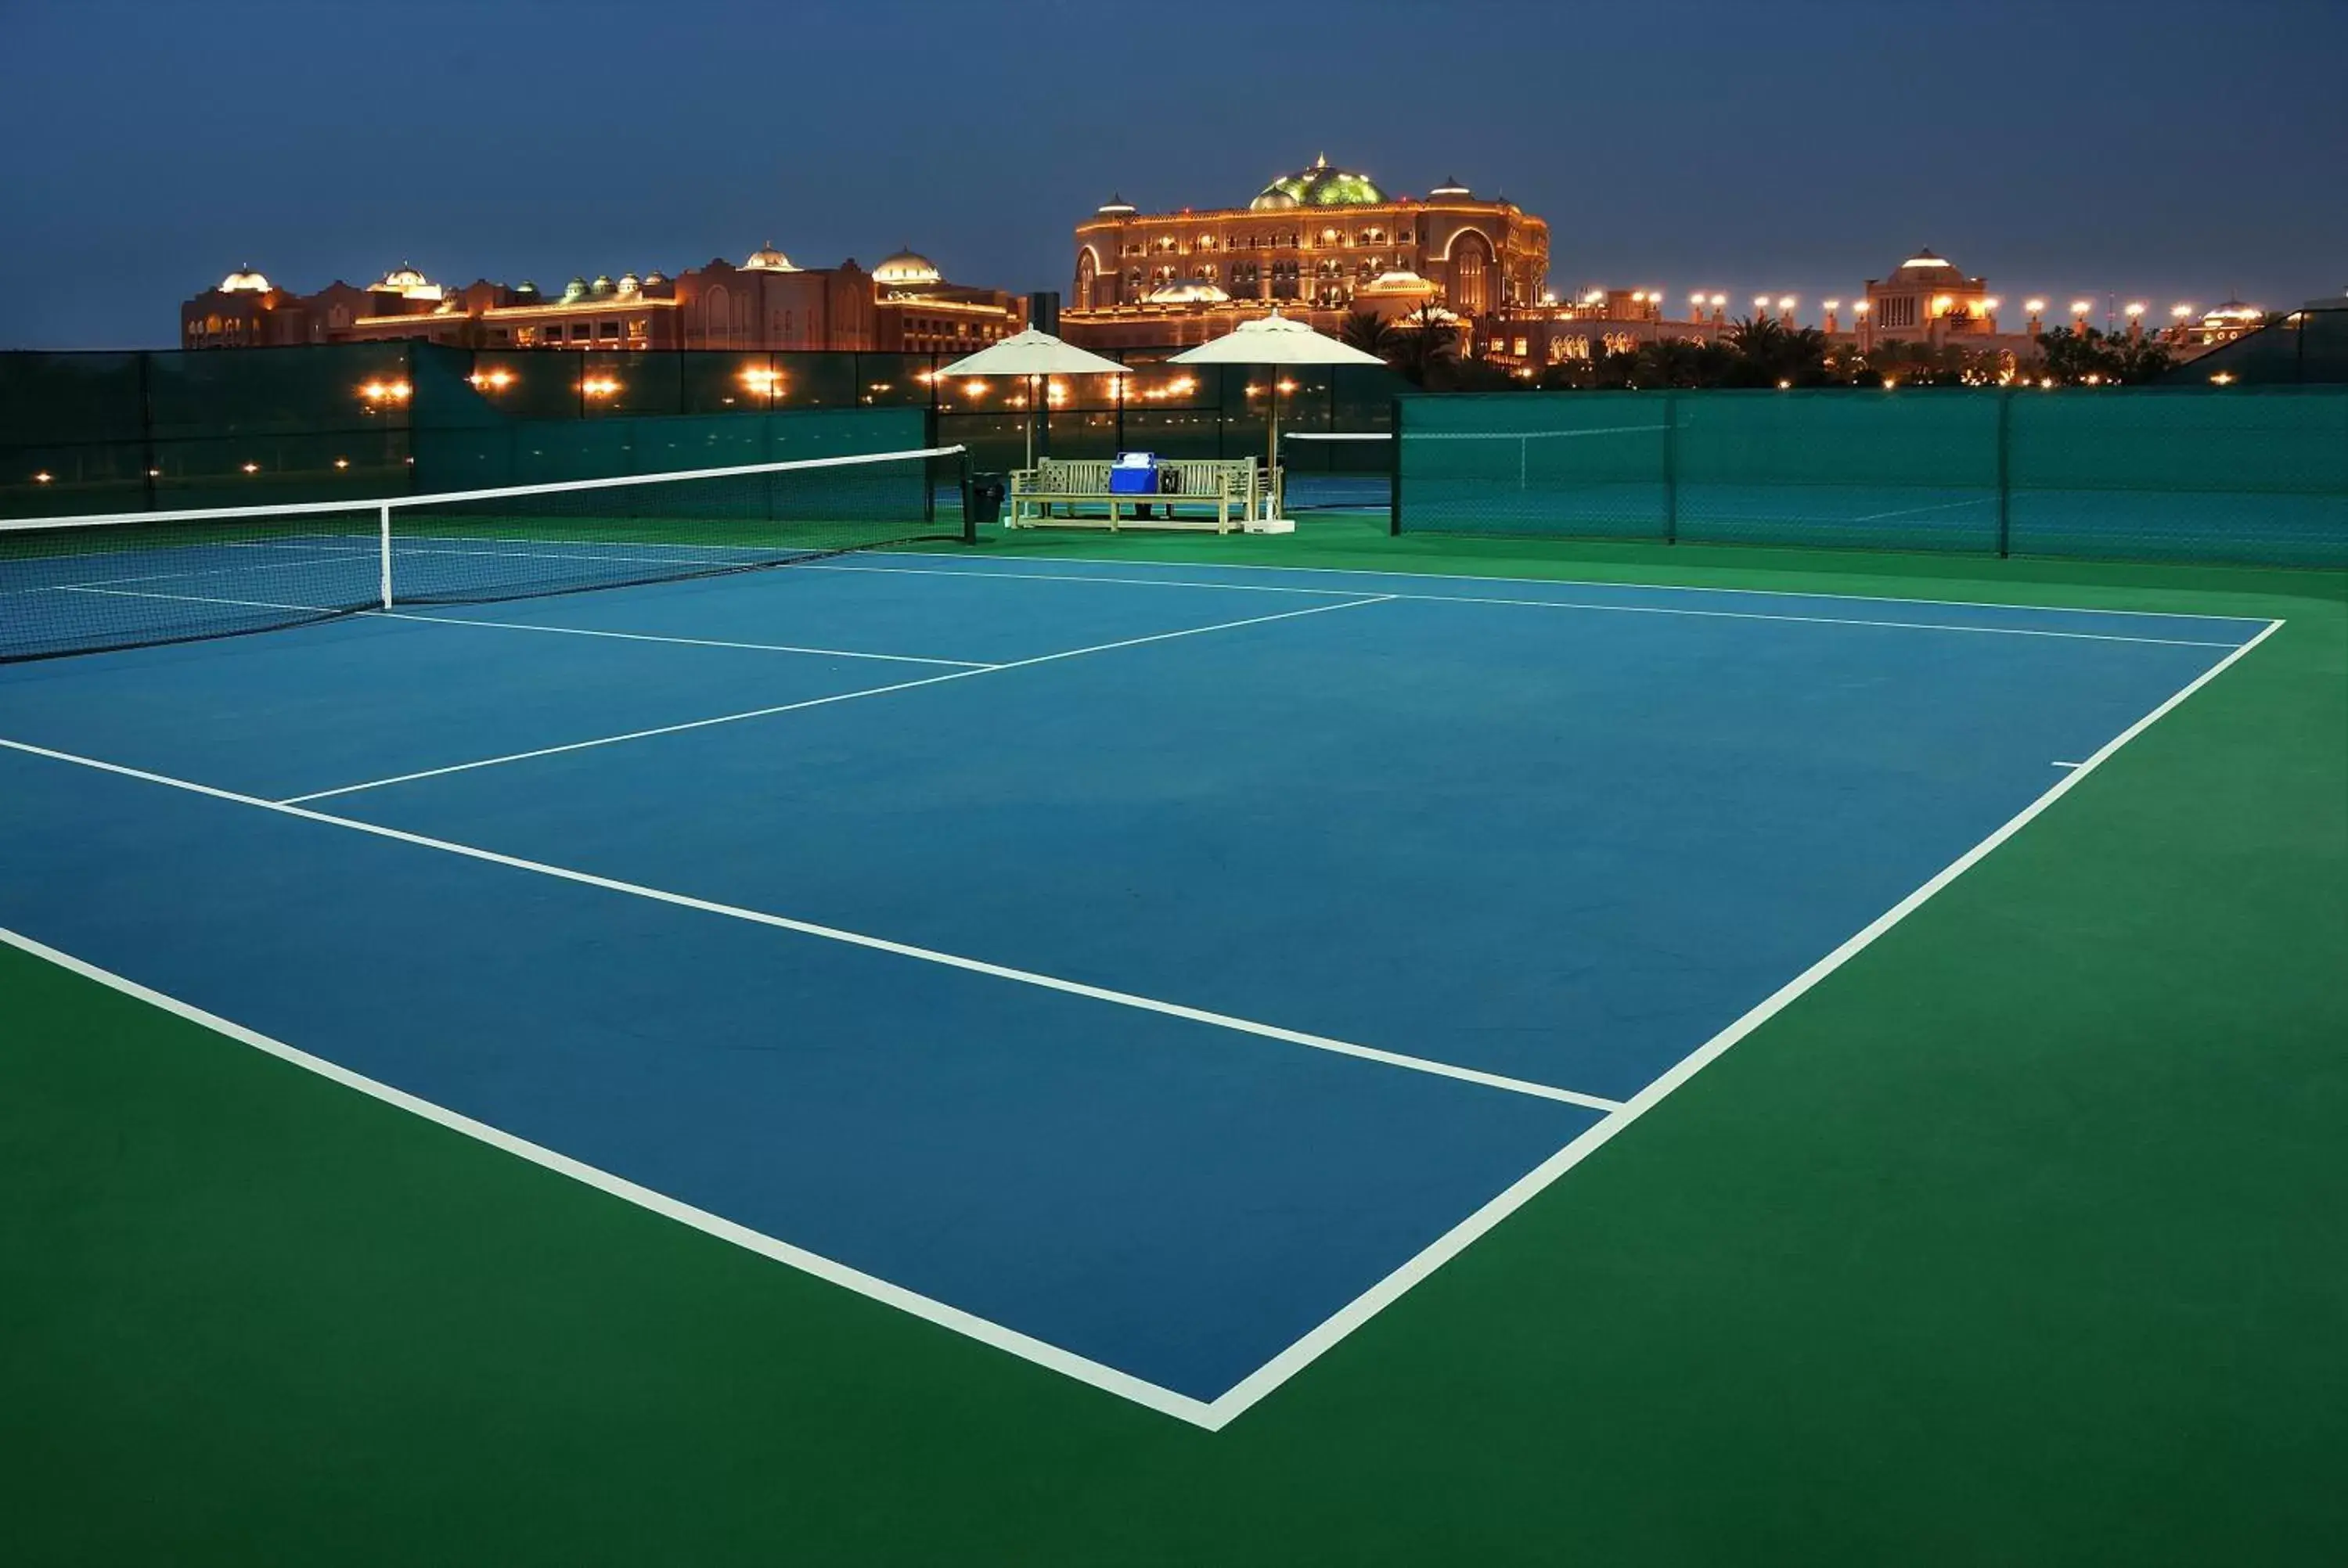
<box><xmin>1</xmin><ymin>343</ymin><xmax>1412</xmax><ymax>522</ymax></box>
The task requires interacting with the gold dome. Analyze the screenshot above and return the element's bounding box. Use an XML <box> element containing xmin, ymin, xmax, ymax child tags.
<box><xmin>873</xmin><ymin>249</ymin><xmax>944</xmax><ymax>288</ymax></box>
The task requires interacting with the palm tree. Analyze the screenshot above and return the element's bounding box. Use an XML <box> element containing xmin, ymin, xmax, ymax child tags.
<box><xmin>1338</xmin><ymin>309</ymin><xmax>1399</xmax><ymax>361</ymax></box>
<box><xmin>1387</xmin><ymin>302</ymin><xmax>1460</xmax><ymax>387</ymax></box>
<box><xmin>1638</xmin><ymin>337</ymin><xmax>1711</xmax><ymax>389</ymax></box>
<box><xmin>2109</xmin><ymin>335</ymin><xmax>2174</xmax><ymax>383</ymax></box>
<box><xmin>1591</xmin><ymin>347</ymin><xmax>1643</xmax><ymax>390</ymax></box>
<box><xmin>1723</xmin><ymin>316</ymin><xmax>1829</xmax><ymax>387</ymax></box>
<box><xmin>1725</xmin><ymin>314</ymin><xmax>1788</xmax><ymax>362</ymax></box>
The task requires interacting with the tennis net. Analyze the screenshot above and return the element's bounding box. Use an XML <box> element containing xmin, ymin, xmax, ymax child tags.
<box><xmin>1280</xmin><ymin>431</ymin><xmax>1395</xmax><ymax>513</ymax></box>
<box><xmin>0</xmin><ymin>446</ymin><xmax>970</xmax><ymax>662</ymax></box>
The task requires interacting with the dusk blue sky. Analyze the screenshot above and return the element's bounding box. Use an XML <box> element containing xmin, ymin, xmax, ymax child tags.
<box><xmin>4</xmin><ymin>0</ymin><xmax>2342</xmax><ymax>348</ymax></box>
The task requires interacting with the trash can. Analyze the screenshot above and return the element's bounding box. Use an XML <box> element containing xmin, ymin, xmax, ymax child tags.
<box><xmin>967</xmin><ymin>473</ymin><xmax>1007</xmax><ymax>527</ymax></box>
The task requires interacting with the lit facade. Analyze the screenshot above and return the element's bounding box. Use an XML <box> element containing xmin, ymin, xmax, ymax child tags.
<box><xmin>180</xmin><ymin>247</ymin><xmax>1022</xmax><ymax>354</ymax></box>
<box><xmin>1061</xmin><ymin>157</ymin><xmax>1549</xmax><ymax>350</ymax></box>
<box><xmin>1478</xmin><ymin>248</ymin><xmax>2249</xmax><ymax>376</ymax></box>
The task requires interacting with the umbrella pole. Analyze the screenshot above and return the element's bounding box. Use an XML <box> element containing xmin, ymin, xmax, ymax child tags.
<box><xmin>1266</xmin><ymin>374</ymin><xmax>1280</xmax><ymax>522</ymax></box>
<box><xmin>1026</xmin><ymin>374</ymin><xmax>1037</xmax><ymax>470</ymax></box>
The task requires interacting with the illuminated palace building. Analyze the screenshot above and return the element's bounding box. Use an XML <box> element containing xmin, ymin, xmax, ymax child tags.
<box><xmin>180</xmin><ymin>247</ymin><xmax>1024</xmax><ymax>354</ymax></box>
<box><xmin>1061</xmin><ymin>156</ymin><xmax>1550</xmax><ymax>350</ymax></box>
<box><xmin>1479</xmin><ymin>249</ymin><xmax>2263</xmax><ymax>373</ymax></box>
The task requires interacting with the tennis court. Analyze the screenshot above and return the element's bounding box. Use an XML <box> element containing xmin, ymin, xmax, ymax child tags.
<box><xmin>5</xmin><ymin>448</ymin><xmax>2345</xmax><ymax>1563</ymax></box>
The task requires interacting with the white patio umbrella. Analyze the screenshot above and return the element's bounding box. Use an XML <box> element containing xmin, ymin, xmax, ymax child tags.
<box><xmin>939</xmin><ymin>328</ymin><xmax>1128</xmax><ymax>469</ymax></box>
<box><xmin>1169</xmin><ymin>310</ymin><xmax>1387</xmax><ymax>520</ymax></box>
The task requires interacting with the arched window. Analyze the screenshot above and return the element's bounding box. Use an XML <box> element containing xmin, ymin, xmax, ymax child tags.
<box><xmin>1076</xmin><ymin>251</ymin><xmax>1097</xmax><ymax>310</ymax></box>
<box><xmin>1450</xmin><ymin>233</ymin><xmax>1493</xmax><ymax>316</ymax></box>
<box><xmin>704</xmin><ymin>283</ymin><xmax>731</xmax><ymax>343</ymax></box>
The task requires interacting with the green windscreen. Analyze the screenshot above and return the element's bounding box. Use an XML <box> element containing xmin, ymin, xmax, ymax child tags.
<box><xmin>1397</xmin><ymin>387</ymin><xmax>2348</xmax><ymax>566</ymax></box>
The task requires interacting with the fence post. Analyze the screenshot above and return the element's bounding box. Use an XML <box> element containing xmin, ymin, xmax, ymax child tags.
<box><xmin>138</xmin><ymin>351</ymin><xmax>157</xmax><ymax>512</ymax></box>
<box><xmin>1996</xmin><ymin>387</ymin><xmax>2013</xmax><ymax>558</ymax></box>
<box><xmin>923</xmin><ymin>405</ymin><xmax>939</xmax><ymax>528</ymax></box>
<box><xmin>403</xmin><ymin>344</ymin><xmax>420</xmax><ymax>494</ymax></box>
<box><xmin>1388</xmin><ymin>395</ymin><xmax>1404</xmax><ymax>535</ymax></box>
<box><xmin>1662</xmin><ymin>388</ymin><xmax>1679</xmax><ymax>545</ymax></box>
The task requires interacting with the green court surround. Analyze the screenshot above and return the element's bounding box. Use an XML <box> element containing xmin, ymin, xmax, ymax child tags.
<box><xmin>6</xmin><ymin>520</ymin><xmax>2344</xmax><ymax>1566</ymax></box>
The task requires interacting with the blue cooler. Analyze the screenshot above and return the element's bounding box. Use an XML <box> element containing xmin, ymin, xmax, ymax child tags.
<box><xmin>1108</xmin><ymin>452</ymin><xmax>1159</xmax><ymax>494</ymax></box>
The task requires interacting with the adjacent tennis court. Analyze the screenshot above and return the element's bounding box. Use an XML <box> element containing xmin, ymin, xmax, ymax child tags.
<box><xmin>5</xmin><ymin>444</ymin><xmax>2344</xmax><ymax>1565</ymax></box>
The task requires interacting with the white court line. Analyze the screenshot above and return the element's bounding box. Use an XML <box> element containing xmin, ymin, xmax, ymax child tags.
<box><xmin>371</xmin><ymin>611</ymin><xmax>996</xmax><ymax>668</ymax></box>
<box><xmin>0</xmin><ymin>617</ymin><xmax>2285</xmax><ymax>1430</ymax></box>
<box><xmin>383</xmin><ymin>531</ymin><xmax>784</xmax><ymax>556</ymax></box>
<box><xmin>1399</xmin><ymin>424</ymin><xmax>1668</xmax><ymax>441</ymax></box>
<box><xmin>809</xmin><ymin>562</ymin><xmax>2245</xmax><ymax>649</ymax></box>
<box><xmin>63</xmin><ymin>584</ymin><xmax>352</xmax><ymax>613</ymax></box>
<box><xmin>1196</xmin><ymin>614</ymin><xmax>2288</xmax><ymax>1428</ymax></box>
<box><xmin>0</xmin><ymin>733</ymin><xmax>1620</xmax><ymax>1121</ymax></box>
<box><xmin>0</xmin><ymin>548</ymin><xmax>376</xmax><ymax>597</ymax></box>
<box><xmin>278</xmin><ymin>595</ymin><xmax>1395</xmax><ymax>804</ymax></box>
<box><xmin>1382</xmin><ymin>590</ymin><xmax>2241</xmax><ymax>648</ymax></box>
<box><xmin>53</xmin><ymin>585</ymin><xmax>996</xmax><ymax>668</ymax></box>
<box><xmin>1848</xmin><ymin>496</ymin><xmax>1998</xmax><ymax>523</ymax></box>
<box><xmin>389</xmin><ymin>541</ymin><xmax>793</xmax><ymax>570</ymax></box>
<box><xmin>0</xmin><ymin>922</ymin><xmax>1219</xmax><ymax>1429</ymax></box>
<box><xmin>885</xmin><ymin>548</ymin><xmax>2271</xmax><ymax>626</ymax></box>
<box><xmin>804</xmin><ymin>561</ymin><xmax>1364</xmax><ymax>598</ymax></box>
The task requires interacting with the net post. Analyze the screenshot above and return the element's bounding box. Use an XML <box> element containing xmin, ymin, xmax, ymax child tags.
<box><xmin>1995</xmin><ymin>387</ymin><xmax>2013</xmax><ymax>559</ymax></box>
<box><xmin>1662</xmin><ymin>389</ymin><xmax>1679</xmax><ymax>545</ymax></box>
<box><xmin>378</xmin><ymin>502</ymin><xmax>394</xmax><ymax>609</ymax></box>
<box><xmin>959</xmin><ymin>448</ymin><xmax>978</xmax><ymax>544</ymax></box>
<box><xmin>1388</xmin><ymin>395</ymin><xmax>1404</xmax><ymax>536</ymax></box>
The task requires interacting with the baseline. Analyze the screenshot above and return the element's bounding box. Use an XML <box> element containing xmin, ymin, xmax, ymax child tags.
<box><xmin>811</xmin><ymin>560</ymin><xmax>2249</xmax><ymax>648</ymax></box>
<box><xmin>884</xmin><ymin>548</ymin><xmax>2274</xmax><ymax>626</ymax></box>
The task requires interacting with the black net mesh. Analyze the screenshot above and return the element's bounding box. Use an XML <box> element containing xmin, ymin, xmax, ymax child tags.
<box><xmin>1</xmin><ymin>448</ymin><xmax>963</xmax><ymax>663</ymax></box>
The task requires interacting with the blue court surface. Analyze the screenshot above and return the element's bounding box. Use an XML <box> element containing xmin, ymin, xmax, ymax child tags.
<box><xmin>0</xmin><ymin>549</ymin><xmax>2274</xmax><ymax>1419</ymax></box>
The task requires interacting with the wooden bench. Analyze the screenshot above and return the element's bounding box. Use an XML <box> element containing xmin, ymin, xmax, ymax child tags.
<box><xmin>1006</xmin><ymin>458</ymin><xmax>1280</xmax><ymax>534</ymax></box>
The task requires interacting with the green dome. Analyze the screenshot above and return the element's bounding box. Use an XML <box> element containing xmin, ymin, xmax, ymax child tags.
<box><xmin>1249</xmin><ymin>155</ymin><xmax>1386</xmax><ymax>211</ymax></box>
